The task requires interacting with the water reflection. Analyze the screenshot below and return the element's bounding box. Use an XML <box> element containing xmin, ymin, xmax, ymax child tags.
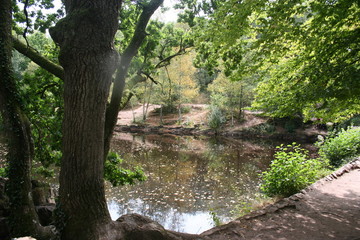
<box><xmin>107</xmin><ymin>133</ymin><xmax>285</xmax><ymax>233</ymax></box>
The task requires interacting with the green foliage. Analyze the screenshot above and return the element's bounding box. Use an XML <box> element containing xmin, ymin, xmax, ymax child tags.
<box><xmin>332</xmin><ymin>115</ymin><xmax>360</xmax><ymax>133</ymax></box>
<box><xmin>154</xmin><ymin>103</ymin><xmax>178</xmax><ymax>114</ymax></box>
<box><xmin>318</xmin><ymin>127</ymin><xmax>360</xmax><ymax>168</ymax></box>
<box><xmin>104</xmin><ymin>152</ymin><xmax>146</xmax><ymax>187</ymax></box>
<box><xmin>0</xmin><ymin>167</ymin><xmax>7</xmax><ymax>178</ymax></box>
<box><xmin>246</xmin><ymin>122</ymin><xmax>276</xmax><ymax>134</ymax></box>
<box><xmin>13</xmin><ymin>0</ymin><xmax>64</xmax><ymax>35</ymax></box>
<box><xmin>191</xmin><ymin>0</ymin><xmax>360</xmax><ymax>122</ymax></box>
<box><xmin>270</xmin><ymin>117</ymin><xmax>304</xmax><ymax>133</ymax></box>
<box><xmin>180</xmin><ymin>105</ymin><xmax>191</xmax><ymax>114</ymax></box>
<box><xmin>260</xmin><ymin>143</ymin><xmax>329</xmax><ymax>197</ymax></box>
<box><xmin>207</xmin><ymin>105</ymin><xmax>226</xmax><ymax>130</ymax></box>
<box><xmin>33</xmin><ymin>166</ymin><xmax>54</xmax><ymax>178</ymax></box>
<box><xmin>209</xmin><ymin>210</ymin><xmax>222</xmax><ymax>227</ymax></box>
<box><xmin>16</xmin><ymin>33</ymin><xmax>63</xmax><ymax>167</ymax></box>
<box><xmin>194</xmin><ymin>68</ymin><xmax>217</xmax><ymax>93</ymax></box>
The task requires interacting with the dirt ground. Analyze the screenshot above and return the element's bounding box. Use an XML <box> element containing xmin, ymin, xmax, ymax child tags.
<box><xmin>200</xmin><ymin>160</ymin><xmax>360</xmax><ymax>240</ymax></box>
<box><xmin>117</xmin><ymin>104</ymin><xmax>209</xmax><ymax>126</ymax></box>
<box><xmin>117</xmin><ymin>104</ymin><xmax>266</xmax><ymax>129</ymax></box>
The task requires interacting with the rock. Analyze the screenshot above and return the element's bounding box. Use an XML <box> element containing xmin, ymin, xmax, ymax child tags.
<box><xmin>35</xmin><ymin>204</ymin><xmax>55</xmax><ymax>226</ymax></box>
<box><xmin>0</xmin><ymin>217</ymin><xmax>10</xmax><ymax>240</ymax></box>
<box><xmin>31</xmin><ymin>180</ymin><xmax>56</xmax><ymax>205</ymax></box>
<box><xmin>117</xmin><ymin>213</ymin><xmax>174</xmax><ymax>240</ymax></box>
<box><xmin>14</xmin><ymin>237</ymin><xmax>37</xmax><ymax>240</ymax></box>
<box><xmin>0</xmin><ymin>178</ymin><xmax>9</xmax><ymax>217</ymax></box>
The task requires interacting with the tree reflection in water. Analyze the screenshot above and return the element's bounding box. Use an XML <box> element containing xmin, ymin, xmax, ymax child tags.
<box><xmin>106</xmin><ymin>133</ymin><xmax>283</xmax><ymax>233</ymax></box>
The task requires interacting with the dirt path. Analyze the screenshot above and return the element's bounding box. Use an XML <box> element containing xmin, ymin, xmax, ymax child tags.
<box><xmin>117</xmin><ymin>104</ymin><xmax>161</xmax><ymax>125</ymax></box>
<box><xmin>201</xmin><ymin>159</ymin><xmax>360</xmax><ymax>240</ymax></box>
<box><xmin>117</xmin><ymin>104</ymin><xmax>208</xmax><ymax>126</ymax></box>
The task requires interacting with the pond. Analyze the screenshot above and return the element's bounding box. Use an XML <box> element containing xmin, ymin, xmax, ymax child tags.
<box><xmin>106</xmin><ymin>132</ymin><xmax>291</xmax><ymax>234</ymax></box>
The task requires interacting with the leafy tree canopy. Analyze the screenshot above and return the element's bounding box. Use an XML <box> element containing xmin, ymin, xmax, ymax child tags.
<box><xmin>190</xmin><ymin>0</ymin><xmax>360</xmax><ymax>122</ymax></box>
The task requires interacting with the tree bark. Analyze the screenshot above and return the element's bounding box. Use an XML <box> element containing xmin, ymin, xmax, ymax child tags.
<box><xmin>104</xmin><ymin>0</ymin><xmax>164</xmax><ymax>159</ymax></box>
<box><xmin>0</xmin><ymin>0</ymin><xmax>53</xmax><ymax>239</ymax></box>
<box><xmin>12</xmin><ymin>36</ymin><xmax>64</xmax><ymax>80</ymax></box>
<box><xmin>49</xmin><ymin>1</ymin><xmax>120</xmax><ymax>239</ymax></box>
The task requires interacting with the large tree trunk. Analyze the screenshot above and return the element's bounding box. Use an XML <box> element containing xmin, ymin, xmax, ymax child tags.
<box><xmin>0</xmin><ymin>0</ymin><xmax>52</xmax><ymax>239</ymax></box>
<box><xmin>49</xmin><ymin>1</ymin><xmax>121</xmax><ymax>239</ymax></box>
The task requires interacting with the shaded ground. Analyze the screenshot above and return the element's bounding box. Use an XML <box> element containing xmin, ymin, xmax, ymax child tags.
<box><xmin>199</xmin><ymin>159</ymin><xmax>360</xmax><ymax>240</ymax></box>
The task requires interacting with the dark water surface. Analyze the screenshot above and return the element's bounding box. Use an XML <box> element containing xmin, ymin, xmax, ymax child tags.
<box><xmin>106</xmin><ymin>133</ymin><xmax>290</xmax><ymax>234</ymax></box>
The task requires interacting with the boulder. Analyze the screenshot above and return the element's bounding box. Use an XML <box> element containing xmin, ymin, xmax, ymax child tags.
<box><xmin>35</xmin><ymin>204</ymin><xmax>55</xmax><ymax>226</ymax></box>
<box><xmin>117</xmin><ymin>213</ymin><xmax>175</xmax><ymax>240</ymax></box>
<box><xmin>0</xmin><ymin>217</ymin><xmax>10</xmax><ymax>240</ymax></box>
<box><xmin>0</xmin><ymin>177</ymin><xmax>9</xmax><ymax>217</ymax></box>
<box><xmin>31</xmin><ymin>180</ymin><xmax>56</xmax><ymax>205</ymax></box>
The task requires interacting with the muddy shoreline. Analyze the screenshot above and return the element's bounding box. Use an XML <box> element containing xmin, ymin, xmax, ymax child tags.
<box><xmin>115</xmin><ymin>124</ymin><xmax>320</xmax><ymax>143</ymax></box>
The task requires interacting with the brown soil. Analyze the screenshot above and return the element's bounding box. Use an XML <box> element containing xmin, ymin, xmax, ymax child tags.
<box><xmin>199</xmin><ymin>159</ymin><xmax>360</xmax><ymax>240</ymax></box>
<box><xmin>117</xmin><ymin>104</ymin><xmax>209</xmax><ymax>126</ymax></box>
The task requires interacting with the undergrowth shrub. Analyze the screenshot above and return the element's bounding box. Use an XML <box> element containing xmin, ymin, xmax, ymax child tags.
<box><xmin>0</xmin><ymin>167</ymin><xmax>6</xmax><ymax>177</ymax></box>
<box><xmin>332</xmin><ymin>115</ymin><xmax>360</xmax><ymax>132</ymax></box>
<box><xmin>260</xmin><ymin>143</ymin><xmax>329</xmax><ymax>197</ymax></box>
<box><xmin>318</xmin><ymin>127</ymin><xmax>360</xmax><ymax>168</ymax></box>
<box><xmin>246</xmin><ymin>122</ymin><xmax>276</xmax><ymax>134</ymax></box>
<box><xmin>105</xmin><ymin>152</ymin><xmax>146</xmax><ymax>187</ymax></box>
<box><xmin>207</xmin><ymin>105</ymin><xmax>226</xmax><ymax>131</ymax></box>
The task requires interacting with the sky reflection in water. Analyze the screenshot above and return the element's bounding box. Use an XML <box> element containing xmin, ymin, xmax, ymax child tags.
<box><xmin>106</xmin><ymin>133</ymin><xmax>280</xmax><ymax>234</ymax></box>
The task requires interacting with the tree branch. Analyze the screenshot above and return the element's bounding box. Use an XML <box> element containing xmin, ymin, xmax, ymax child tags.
<box><xmin>155</xmin><ymin>47</ymin><xmax>188</xmax><ymax>69</ymax></box>
<box><xmin>12</xmin><ymin>36</ymin><xmax>64</xmax><ymax>80</ymax></box>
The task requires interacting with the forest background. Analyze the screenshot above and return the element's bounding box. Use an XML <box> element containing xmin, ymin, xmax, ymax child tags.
<box><xmin>0</xmin><ymin>0</ymin><xmax>359</xmax><ymax>239</ymax></box>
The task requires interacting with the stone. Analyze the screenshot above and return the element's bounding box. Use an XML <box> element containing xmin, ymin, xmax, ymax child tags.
<box><xmin>0</xmin><ymin>217</ymin><xmax>10</xmax><ymax>240</ymax></box>
<box><xmin>35</xmin><ymin>204</ymin><xmax>55</xmax><ymax>226</ymax></box>
<box><xmin>117</xmin><ymin>213</ymin><xmax>173</xmax><ymax>240</ymax></box>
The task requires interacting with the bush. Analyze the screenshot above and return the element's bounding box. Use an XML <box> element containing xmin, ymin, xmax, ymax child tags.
<box><xmin>104</xmin><ymin>152</ymin><xmax>146</xmax><ymax>187</ymax></box>
<box><xmin>260</xmin><ymin>143</ymin><xmax>328</xmax><ymax>197</ymax></box>
<box><xmin>333</xmin><ymin>115</ymin><xmax>360</xmax><ymax>132</ymax></box>
<box><xmin>318</xmin><ymin>127</ymin><xmax>360</xmax><ymax>167</ymax></box>
<box><xmin>246</xmin><ymin>122</ymin><xmax>276</xmax><ymax>134</ymax></box>
<box><xmin>180</xmin><ymin>105</ymin><xmax>191</xmax><ymax>114</ymax></box>
<box><xmin>0</xmin><ymin>167</ymin><xmax>7</xmax><ymax>177</ymax></box>
<box><xmin>207</xmin><ymin>105</ymin><xmax>226</xmax><ymax>130</ymax></box>
<box><xmin>154</xmin><ymin>104</ymin><xmax>177</xmax><ymax>114</ymax></box>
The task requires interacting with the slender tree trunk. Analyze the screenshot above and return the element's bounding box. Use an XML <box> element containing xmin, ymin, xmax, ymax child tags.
<box><xmin>0</xmin><ymin>0</ymin><xmax>52</xmax><ymax>239</ymax></box>
<box><xmin>160</xmin><ymin>104</ymin><xmax>163</xmax><ymax>125</ymax></box>
<box><xmin>104</xmin><ymin>0</ymin><xmax>163</xmax><ymax>159</ymax></box>
<box><xmin>143</xmin><ymin>81</ymin><xmax>153</xmax><ymax>122</ymax></box>
<box><xmin>238</xmin><ymin>84</ymin><xmax>243</xmax><ymax>119</ymax></box>
<box><xmin>50</xmin><ymin>1</ymin><xmax>120</xmax><ymax>239</ymax></box>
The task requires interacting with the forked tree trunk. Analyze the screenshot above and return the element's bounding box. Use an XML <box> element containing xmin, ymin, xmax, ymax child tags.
<box><xmin>103</xmin><ymin>0</ymin><xmax>163</xmax><ymax>159</ymax></box>
<box><xmin>0</xmin><ymin>0</ymin><xmax>53</xmax><ymax>239</ymax></box>
<box><xmin>49</xmin><ymin>1</ymin><xmax>121</xmax><ymax>239</ymax></box>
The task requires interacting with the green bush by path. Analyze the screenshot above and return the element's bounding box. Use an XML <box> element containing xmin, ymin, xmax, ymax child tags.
<box><xmin>104</xmin><ymin>152</ymin><xmax>146</xmax><ymax>187</ymax></box>
<box><xmin>260</xmin><ymin>143</ymin><xmax>329</xmax><ymax>197</ymax></box>
<box><xmin>207</xmin><ymin>105</ymin><xmax>226</xmax><ymax>131</ymax></box>
<box><xmin>318</xmin><ymin>127</ymin><xmax>360</xmax><ymax>168</ymax></box>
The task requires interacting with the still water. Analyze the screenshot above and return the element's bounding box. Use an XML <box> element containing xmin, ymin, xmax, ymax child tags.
<box><xmin>106</xmin><ymin>132</ymin><xmax>286</xmax><ymax>234</ymax></box>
